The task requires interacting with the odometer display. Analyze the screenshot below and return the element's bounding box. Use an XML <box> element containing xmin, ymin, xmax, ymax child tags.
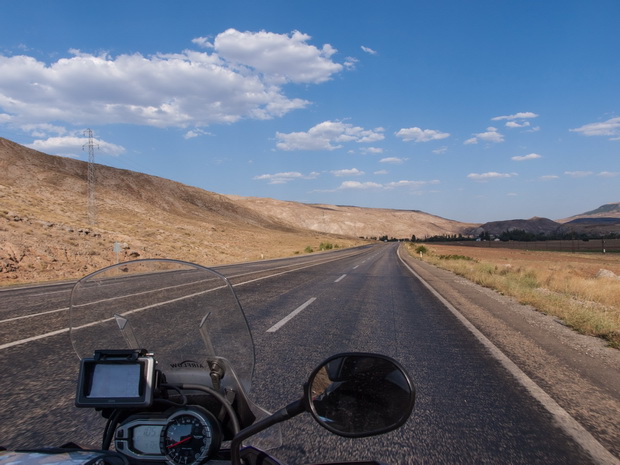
<box><xmin>160</xmin><ymin>408</ymin><xmax>221</xmax><ymax>465</ymax></box>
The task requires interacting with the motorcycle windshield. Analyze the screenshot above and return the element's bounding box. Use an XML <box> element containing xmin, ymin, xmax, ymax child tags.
<box><xmin>69</xmin><ymin>259</ymin><xmax>255</xmax><ymax>393</ymax></box>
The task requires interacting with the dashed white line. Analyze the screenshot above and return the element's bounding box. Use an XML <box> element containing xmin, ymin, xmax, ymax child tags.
<box><xmin>334</xmin><ymin>274</ymin><xmax>347</xmax><ymax>283</ymax></box>
<box><xmin>0</xmin><ymin>307</ymin><xmax>69</xmax><ymax>324</ymax></box>
<box><xmin>266</xmin><ymin>297</ymin><xmax>317</xmax><ymax>333</ymax></box>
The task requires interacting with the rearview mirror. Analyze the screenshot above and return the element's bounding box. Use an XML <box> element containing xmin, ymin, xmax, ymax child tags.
<box><xmin>306</xmin><ymin>353</ymin><xmax>415</xmax><ymax>437</ymax></box>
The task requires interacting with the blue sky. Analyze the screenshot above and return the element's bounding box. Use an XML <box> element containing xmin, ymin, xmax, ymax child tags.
<box><xmin>1</xmin><ymin>1</ymin><xmax>618</xmax><ymax>223</ymax></box>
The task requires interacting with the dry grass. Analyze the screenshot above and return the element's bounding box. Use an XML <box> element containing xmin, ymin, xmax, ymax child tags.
<box><xmin>407</xmin><ymin>243</ymin><xmax>620</xmax><ymax>348</ymax></box>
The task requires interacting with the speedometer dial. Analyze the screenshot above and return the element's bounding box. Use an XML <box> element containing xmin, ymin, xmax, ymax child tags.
<box><xmin>160</xmin><ymin>407</ymin><xmax>221</xmax><ymax>465</ymax></box>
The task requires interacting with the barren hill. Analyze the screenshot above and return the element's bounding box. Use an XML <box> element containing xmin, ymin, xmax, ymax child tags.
<box><xmin>0</xmin><ymin>138</ymin><xmax>366</xmax><ymax>284</ymax></box>
<box><xmin>472</xmin><ymin>209</ymin><xmax>620</xmax><ymax>238</ymax></box>
<box><xmin>471</xmin><ymin>217</ymin><xmax>561</xmax><ymax>237</ymax></box>
<box><xmin>0</xmin><ymin>137</ymin><xmax>473</xmax><ymax>285</ymax></box>
<box><xmin>559</xmin><ymin>202</ymin><xmax>620</xmax><ymax>222</ymax></box>
<box><xmin>226</xmin><ymin>195</ymin><xmax>476</xmax><ymax>240</ymax></box>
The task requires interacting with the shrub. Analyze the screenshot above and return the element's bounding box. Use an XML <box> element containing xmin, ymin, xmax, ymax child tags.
<box><xmin>438</xmin><ymin>254</ymin><xmax>475</xmax><ymax>261</ymax></box>
<box><xmin>415</xmin><ymin>245</ymin><xmax>428</xmax><ymax>255</ymax></box>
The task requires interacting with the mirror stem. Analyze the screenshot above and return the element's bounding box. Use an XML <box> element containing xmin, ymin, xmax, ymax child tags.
<box><xmin>230</xmin><ymin>399</ymin><xmax>305</xmax><ymax>465</ymax></box>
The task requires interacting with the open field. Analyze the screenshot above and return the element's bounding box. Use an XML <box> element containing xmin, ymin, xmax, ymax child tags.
<box><xmin>406</xmin><ymin>243</ymin><xmax>620</xmax><ymax>348</ymax></box>
<box><xmin>427</xmin><ymin>239</ymin><xmax>620</xmax><ymax>253</ymax></box>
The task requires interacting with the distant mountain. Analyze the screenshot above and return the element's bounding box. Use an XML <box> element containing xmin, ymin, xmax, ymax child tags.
<box><xmin>471</xmin><ymin>217</ymin><xmax>561</xmax><ymax>237</ymax></box>
<box><xmin>471</xmin><ymin>203</ymin><xmax>620</xmax><ymax>238</ymax></box>
<box><xmin>555</xmin><ymin>203</ymin><xmax>620</xmax><ymax>236</ymax></box>
<box><xmin>559</xmin><ymin>202</ymin><xmax>620</xmax><ymax>222</ymax></box>
<box><xmin>226</xmin><ymin>195</ymin><xmax>477</xmax><ymax>240</ymax></box>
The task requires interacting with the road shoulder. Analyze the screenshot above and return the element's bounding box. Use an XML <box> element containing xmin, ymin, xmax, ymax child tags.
<box><xmin>398</xmin><ymin>245</ymin><xmax>620</xmax><ymax>461</ymax></box>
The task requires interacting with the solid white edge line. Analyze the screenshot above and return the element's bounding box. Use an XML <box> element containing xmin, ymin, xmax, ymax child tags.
<box><xmin>396</xmin><ymin>246</ymin><xmax>619</xmax><ymax>465</ymax></box>
<box><xmin>266</xmin><ymin>297</ymin><xmax>317</xmax><ymax>333</ymax></box>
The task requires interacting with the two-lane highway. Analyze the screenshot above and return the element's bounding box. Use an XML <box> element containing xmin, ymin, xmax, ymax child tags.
<box><xmin>0</xmin><ymin>243</ymin><xmax>607</xmax><ymax>463</ymax></box>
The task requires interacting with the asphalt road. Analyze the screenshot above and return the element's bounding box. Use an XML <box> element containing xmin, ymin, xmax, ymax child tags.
<box><xmin>0</xmin><ymin>243</ymin><xmax>605</xmax><ymax>464</ymax></box>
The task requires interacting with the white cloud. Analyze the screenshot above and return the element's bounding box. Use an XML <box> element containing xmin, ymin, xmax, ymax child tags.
<box><xmin>432</xmin><ymin>146</ymin><xmax>448</xmax><ymax>155</ymax></box>
<box><xmin>325</xmin><ymin>177</ymin><xmax>438</xmax><ymax>192</ymax></box>
<box><xmin>191</xmin><ymin>37</ymin><xmax>213</xmax><ymax>49</ymax></box>
<box><xmin>493</xmin><ymin>112</ymin><xmax>539</xmax><ymax>129</ymax></box>
<box><xmin>20</xmin><ymin>123</ymin><xmax>68</xmax><ymax>138</ymax></box>
<box><xmin>275</xmin><ymin>121</ymin><xmax>384</xmax><ymax>151</ymax></box>
<box><xmin>361</xmin><ymin>46</ymin><xmax>377</xmax><ymax>55</ymax></box>
<box><xmin>184</xmin><ymin>128</ymin><xmax>212</xmax><ymax>139</ymax></box>
<box><xmin>330</xmin><ymin>168</ymin><xmax>364</xmax><ymax>177</ymax></box>
<box><xmin>253</xmin><ymin>171</ymin><xmax>319</xmax><ymax>184</ymax></box>
<box><xmin>0</xmin><ymin>29</ymin><xmax>346</xmax><ymax>130</ymax></box>
<box><xmin>564</xmin><ymin>171</ymin><xmax>593</xmax><ymax>178</ymax></box>
<box><xmin>570</xmin><ymin>117</ymin><xmax>620</xmax><ymax>140</ymax></box>
<box><xmin>506</xmin><ymin>121</ymin><xmax>530</xmax><ymax>128</ymax></box>
<box><xmin>374</xmin><ymin>170</ymin><xmax>388</xmax><ymax>175</ymax></box>
<box><xmin>467</xmin><ymin>172</ymin><xmax>517</xmax><ymax>181</ymax></box>
<box><xmin>385</xmin><ymin>179</ymin><xmax>440</xmax><ymax>189</ymax></box>
<box><xmin>492</xmin><ymin>112</ymin><xmax>539</xmax><ymax>121</ymax></box>
<box><xmin>464</xmin><ymin>127</ymin><xmax>504</xmax><ymax>145</ymax></box>
<box><xmin>214</xmin><ymin>29</ymin><xmax>343</xmax><ymax>85</ymax></box>
<box><xmin>598</xmin><ymin>171</ymin><xmax>620</xmax><ymax>177</ymax></box>
<box><xmin>26</xmin><ymin>135</ymin><xmax>125</xmax><ymax>157</ymax></box>
<box><xmin>338</xmin><ymin>181</ymin><xmax>382</xmax><ymax>190</ymax></box>
<box><xmin>511</xmin><ymin>153</ymin><xmax>541</xmax><ymax>161</ymax></box>
<box><xmin>396</xmin><ymin>127</ymin><xmax>450</xmax><ymax>143</ymax></box>
<box><xmin>343</xmin><ymin>56</ymin><xmax>358</xmax><ymax>70</ymax></box>
<box><xmin>540</xmin><ymin>175</ymin><xmax>559</xmax><ymax>181</ymax></box>
<box><xmin>379</xmin><ymin>157</ymin><xmax>407</xmax><ymax>164</ymax></box>
<box><xmin>361</xmin><ymin>147</ymin><xmax>384</xmax><ymax>154</ymax></box>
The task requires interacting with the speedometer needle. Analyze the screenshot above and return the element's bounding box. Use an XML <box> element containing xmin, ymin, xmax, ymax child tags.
<box><xmin>168</xmin><ymin>436</ymin><xmax>192</xmax><ymax>448</ymax></box>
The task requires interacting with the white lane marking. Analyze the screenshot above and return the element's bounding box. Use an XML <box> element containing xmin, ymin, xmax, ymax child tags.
<box><xmin>266</xmin><ymin>297</ymin><xmax>316</xmax><ymax>333</ymax></box>
<box><xmin>334</xmin><ymin>274</ymin><xmax>347</xmax><ymax>283</ymax></box>
<box><xmin>0</xmin><ymin>286</ymin><xmax>224</xmax><ymax>351</ymax></box>
<box><xmin>353</xmin><ymin>265</ymin><xmax>359</xmax><ymax>270</ymax></box>
<box><xmin>396</xmin><ymin>246</ymin><xmax>620</xmax><ymax>465</ymax></box>
<box><xmin>0</xmin><ymin>307</ymin><xmax>69</xmax><ymax>324</ymax></box>
<box><xmin>1</xmin><ymin>247</ymin><xmax>375</xmax><ymax>349</ymax></box>
<box><xmin>0</xmin><ymin>327</ymin><xmax>70</xmax><ymax>351</ymax></box>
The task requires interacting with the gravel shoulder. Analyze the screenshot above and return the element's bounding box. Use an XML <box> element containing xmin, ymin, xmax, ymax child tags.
<box><xmin>398</xmin><ymin>245</ymin><xmax>620</xmax><ymax>461</ymax></box>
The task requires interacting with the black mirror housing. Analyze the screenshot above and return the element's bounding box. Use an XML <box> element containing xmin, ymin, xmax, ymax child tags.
<box><xmin>305</xmin><ymin>352</ymin><xmax>415</xmax><ymax>438</ymax></box>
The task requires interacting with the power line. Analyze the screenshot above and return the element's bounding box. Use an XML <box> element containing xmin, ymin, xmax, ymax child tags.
<box><xmin>83</xmin><ymin>129</ymin><xmax>98</xmax><ymax>226</ymax></box>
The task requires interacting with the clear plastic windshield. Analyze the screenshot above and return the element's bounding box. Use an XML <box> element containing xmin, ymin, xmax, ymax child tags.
<box><xmin>69</xmin><ymin>259</ymin><xmax>255</xmax><ymax>393</ymax></box>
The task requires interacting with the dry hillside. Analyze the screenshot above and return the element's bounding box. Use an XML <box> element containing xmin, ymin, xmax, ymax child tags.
<box><xmin>0</xmin><ymin>138</ymin><xmax>366</xmax><ymax>284</ymax></box>
<box><xmin>226</xmin><ymin>195</ymin><xmax>477</xmax><ymax>239</ymax></box>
